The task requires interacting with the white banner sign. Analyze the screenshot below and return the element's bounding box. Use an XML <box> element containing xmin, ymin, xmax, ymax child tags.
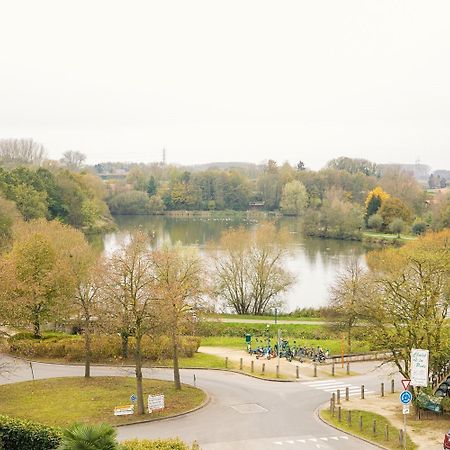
<box><xmin>148</xmin><ymin>394</ymin><xmax>165</xmax><ymax>413</ymax></box>
<box><xmin>411</xmin><ymin>348</ymin><xmax>429</xmax><ymax>387</ymax></box>
<box><xmin>114</xmin><ymin>404</ymin><xmax>134</xmax><ymax>416</ymax></box>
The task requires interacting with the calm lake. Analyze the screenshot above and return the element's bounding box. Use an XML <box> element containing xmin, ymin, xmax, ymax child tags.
<box><xmin>101</xmin><ymin>215</ymin><xmax>368</xmax><ymax>312</ymax></box>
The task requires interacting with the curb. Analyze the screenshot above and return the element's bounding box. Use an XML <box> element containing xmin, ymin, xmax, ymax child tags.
<box><xmin>116</xmin><ymin>389</ymin><xmax>211</xmax><ymax>427</ymax></box>
<box><xmin>315</xmin><ymin>403</ymin><xmax>390</xmax><ymax>450</ymax></box>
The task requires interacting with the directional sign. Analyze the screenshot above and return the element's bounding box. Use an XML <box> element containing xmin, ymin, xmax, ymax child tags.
<box><xmin>130</xmin><ymin>394</ymin><xmax>137</xmax><ymax>402</ymax></box>
<box><xmin>403</xmin><ymin>404</ymin><xmax>410</xmax><ymax>414</ymax></box>
<box><xmin>411</xmin><ymin>349</ymin><xmax>429</xmax><ymax>387</ymax></box>
<box><xmin>400</xmin><ymin>390</ymin><xmax>412</xmax><ymax>405</ymax></box>
<box><xmin>401</xmin><ymin>379</ymin><xmax>411</xmax><ymax>391</ymax></box>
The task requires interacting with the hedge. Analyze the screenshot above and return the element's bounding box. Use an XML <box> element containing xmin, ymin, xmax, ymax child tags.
<box><xmin>7</xmin><ymin>335</ymin><xmax>200</xmax><ymax>363</ymax></box>
<box><xmin>122</xmin><ymin>439</ymin><xmax>199</xmax><ymax>450</ymax></box>
<box><xmin>0</xmin><ymin>415</ymin><xmax>61</xmax><ymax>450</ymax></box>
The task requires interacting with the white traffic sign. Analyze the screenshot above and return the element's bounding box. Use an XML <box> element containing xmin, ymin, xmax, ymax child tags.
<box><xmin>411</xmin><ymin>348</ymin><xmax>429</xmax><ymax>387</ymax></box>
<box><xmin>400</xmin><ymin>390</ymin><xmax>412</xmax><ymax>405</ymax></box>
<box><xmin>401</xmin><ymin>379</ymin><xmax>411</xmax><ymax>391</ymax></box>
<box><xmin>402</xmin><ymin>404</ymin><xmax>410</xmax><ymax>414</ymax></box>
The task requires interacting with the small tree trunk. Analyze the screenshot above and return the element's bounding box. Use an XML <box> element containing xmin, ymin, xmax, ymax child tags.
<box><xmin>121</xmin><ymin>332</ymin><xmax>129</xmax><ymax>359</ymax></box>
<box><xmin>172</xmin><ymin>330</ymin><xmax>181</xmax><ymax>390</ymax></box>
<box><xmin>135</xmin><ymin>333</ymin><xmax>145</xmax><ymax>415</ymax></box>
<box><xmin>33</xmin><ymin>318</ymin><xmax>41</xmax><ymax>339</ymax></box>
<box><xmin>347</xmin><ymin>325</ymin><xmax>352</xmax><ymax>354</ymax></box>
<box><xmin>84</xmin><ymin>324</ymin><xmax>91</xmax><ymax>378</ymax></box>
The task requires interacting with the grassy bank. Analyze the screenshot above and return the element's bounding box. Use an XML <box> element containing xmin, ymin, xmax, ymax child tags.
<box><xmin>208</xmin><ymin>313</ymin><xmax>323</xmax><ymax>322</ymax></box>
<box><xmin>0</xmin><ymin>377</ymin><xmax>205</xmax><ymax>427</ymax></box>
<box><xmin>320</xmin><ymin>408</ymin><xmax>416</xmax><ymax>449</ymax></box>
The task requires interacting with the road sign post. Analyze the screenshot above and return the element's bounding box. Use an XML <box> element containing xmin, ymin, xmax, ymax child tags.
<box><xmin>400</xmin><ymin>387</ymin><xmax>412</xmax><ymax>450</ymax></box>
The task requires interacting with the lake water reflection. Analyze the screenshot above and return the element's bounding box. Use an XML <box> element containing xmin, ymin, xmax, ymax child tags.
<box><xmin>101</xmin><ymin>215</ymin><xmax>368</xmax><ymax>312</ymax></box>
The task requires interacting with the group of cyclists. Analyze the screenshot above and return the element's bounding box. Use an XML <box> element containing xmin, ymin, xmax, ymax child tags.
<box><xmin>247</xmin><ymin>338</ymin><xmax>330</xmax><ymax>363</ymax></box>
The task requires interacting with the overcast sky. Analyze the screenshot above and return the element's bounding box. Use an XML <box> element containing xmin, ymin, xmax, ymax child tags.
<box><xmin>1</xmin><ymin>1</ymin><xmax>449</xmax><ymax>170</ymax></box>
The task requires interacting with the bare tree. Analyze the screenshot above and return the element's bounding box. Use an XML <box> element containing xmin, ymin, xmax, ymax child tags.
<box><xmin>153</xmin><ymin>245</ymin><xmax>204</xmax><ymax>390</ymax></box>
<box><xmin>329</xmin><ymin>256</ymin><xmax>367</xmax><ymax>353</ymax></box>
<box><xmin>0</xmin><ymin>139</ymin><xmax>47</xmax><ymax>166</ymax></box>
<box><xmin>212</xmin><ymin>223</ymin><xmax>293</xmax><ymax>315</ymax></box>
<box><xmin>103</xmin><ymin>231</ymin><xmax>157</xmax><ymax>415</ymax></box>
<box><xmin>60</xmin><ymin>150</ymin><xmax>86</xmax><ymax>170</ymax></box>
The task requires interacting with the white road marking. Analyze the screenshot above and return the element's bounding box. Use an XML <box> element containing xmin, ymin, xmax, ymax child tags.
<box><xmin>272</xmin><ymin>436</ymin><xmax>352</xmax><ymax>445</ymax></box>
<box><xmin>305</xmin><ymin>380</ymin><xmax>374</xmax><ymax>396</ymax></box>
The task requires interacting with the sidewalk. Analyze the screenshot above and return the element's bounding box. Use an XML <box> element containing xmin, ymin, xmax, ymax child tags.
<box><xmin>199</xmin><ymin>346</ymin><xmax>386</xmax><ymax>380</ymax></box>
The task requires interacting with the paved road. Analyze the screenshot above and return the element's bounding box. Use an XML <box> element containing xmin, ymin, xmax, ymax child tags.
<box><xmin>0</xmin><ymin>355</ymin><xmax>397</xmax><ymax>450</ymax></box>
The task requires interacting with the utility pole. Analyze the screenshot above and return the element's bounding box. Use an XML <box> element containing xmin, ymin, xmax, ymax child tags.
<box><xmin>162</xmin><ymin>147</ymin><xmax>166</xmax><ymax>165</ymax></box>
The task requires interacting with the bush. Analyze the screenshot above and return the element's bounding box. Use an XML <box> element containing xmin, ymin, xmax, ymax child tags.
<box><xmin>412</xmin><ymin>219</ymin><xmax>427</xmax><ymax>235</ymax></box>
<box><xmin>367</xmin><ymin>213</ymin><xmax>383</xmax><ymax>231</ymax></box>
<box><xmin>122</xmin><ymin>438</ymin><xmax>196</xmax><ymax>450</ymax></box>
<box><xmin>0</xmin><ymin>415</ymin><xmax>61</xmax><ymax>450</ymax></box>
<box><xmin>7</xmin><ymin>335</ymin><xmax>200</xmax><ymax>362</ymax></box>
<box><xmin>58</xmin><ymin>423</ymin><xmax>119</xmax><ymax>450</ymax></box>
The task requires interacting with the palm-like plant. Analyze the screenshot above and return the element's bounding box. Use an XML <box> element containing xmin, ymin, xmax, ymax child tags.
<box><xmin>58</xmin><ymin>423</ymin><xmax>120</xmax><ymax>450</ymax></box>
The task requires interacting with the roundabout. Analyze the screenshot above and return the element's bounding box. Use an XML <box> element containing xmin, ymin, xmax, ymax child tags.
<box><xmin>0</xmin><ymin>355</ymin><xmax>394</xmax><ymax>449</ymax></box>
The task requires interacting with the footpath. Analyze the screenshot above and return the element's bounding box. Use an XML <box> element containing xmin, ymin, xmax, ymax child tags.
<box><xmin>200</xmin><ymin>346</ymin><xmax>447</xmax><ymax>449</ymax></box>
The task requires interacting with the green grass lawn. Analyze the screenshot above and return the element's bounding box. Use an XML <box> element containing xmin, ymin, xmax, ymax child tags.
<box><xmin>157</xmin><ymin>352</ymin><xmax>228</xmax><ymax>369</ymax></box>
<box><xmin>207</xmin><ymin>313</ymin><xmax>322</xmax><ymax>322</ymax></box>
<box><xmin>321</xmin><ymin>408</ymin><xmax>416</xmax><ymax>449</ymax></box>
<box><xmin>0</xmin><ymin>377</ymin><xmax>206</xmax><ymax>427</ymax></box>
<box><xmin>363</xmin><ymin>231</ymin><xmax>417</xmax><ymax>241</ymax></box>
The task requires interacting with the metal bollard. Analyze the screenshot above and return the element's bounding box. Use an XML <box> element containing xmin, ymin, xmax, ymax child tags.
<box><xmin>251</xmin><ymin>361</ymin><xmax>254</xmax><ymax>373</ymax></box>
<box><xmin>262</xmin><ymin>363</ymin><xmax>265</xmax><ymax>375</ymax></box>
<box><xmin>347</xmin><ymin>410</ymin><xmax>352</xmax><ymax>426</ymax></box>
<box><xmin>346</xmin><ymin>362</ymin><xmax>350</xmax><ymax>375</ymax></box>
<box><xmin>314</xmin><ymin>363</ymin><xmax>317</xmax><ymax>377</ymax></box>
<box><xmin>239</xmin><ymin>358</ymin><xmax>243</xmax><ymax>370</ymax></box>
<box><xmin>225</xmin><ymin>357</ymin><xmax>228</xmax><ymax>368</ymax></box>
<box><xmin>385</xmin><ymin>424</ymin><xmax>389</xmax><ymax>441</ymax></box>
<box><xmin>372</xmin><ymin>419</ymin><xmax>376</xmax><ymax>435</ymax></box>
<box><xmin>361</xmin><ymin>385</ymin><xmax>365</xmax><ymax>399</ymax></box>
<box><xmin>276</xmin><ymin>365</ymin><xmax>280</xmax><ymax>378</ymax></box>
<box><xmin>391</xmin><ymin>379</ymin><xmax>395</xmax><ymax>393</ymax></box>
<box><xmin>359</xmin><ymin>415</ymin><xmax>363</xmax><ymax>432</ymax></box>
<box><xmin>296</xmin><ymin>365</ymin><xmax>299</xmax><ymax>379</ymax></box>
<box><xmin>329</xmin><ymin>396</ymin><xmax>334</xmax><ymax>414</ymax></box>
<box><xmin>332</xmin><ymin>362</ymin><xmax>335</xmax><ymax>376</ymax></box>
<box><xmin>399</xmin><ymin>429</ymin><xmax>404</xmax><ymax>446</ymax></box>
<box><xmin>338</xmin><ymin>406</ymin><xmax>342</xmax><ymax>422</ymax></box>
<box><xmin>381</xmin><ymin>382</ymin><xmax>384</xmax><ymax>397</ymax></box>
<box><xmin>345</xmin><ymin>386</ymin><xmax>349</xmax><ymax>401</ymax></box>
<box><xmin>337</xmin><ymin>389</ymin><xmax>341</xmax><ymax>405</ymax></box>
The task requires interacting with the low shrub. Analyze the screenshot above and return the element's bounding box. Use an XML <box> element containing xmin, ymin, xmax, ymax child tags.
<box><xmin>122</xmin><ymin>438</ymin><xmax>198</xmax><ymax>450</ymax></box>
<box><xmin>0</xmin><ymin>415</ymin><xmax>61</xmax><ymax>450</ymax></box>
<box><xmin>7</xmin><ymin>335</ymin><xmax>200</xmax><ymax>363</ymax></box>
